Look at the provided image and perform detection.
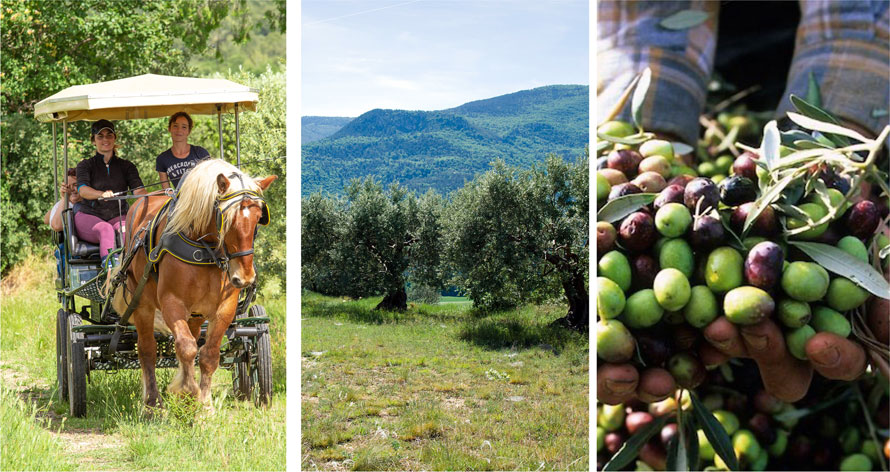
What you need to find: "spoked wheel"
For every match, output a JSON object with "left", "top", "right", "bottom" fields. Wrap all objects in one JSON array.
[
  {"left": 66, "top": 313, "right": 87, "bottom": 417},
  {"left": 232, "top": 305, "right": 272, "bottom": 406},
  {"left": 252, "top": 304, "right": 272, "bottom": 407},
  {"left": 56, "top": 309, "right": 69, "bottom": 402}
]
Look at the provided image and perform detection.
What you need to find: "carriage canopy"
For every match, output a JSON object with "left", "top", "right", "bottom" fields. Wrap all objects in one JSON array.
[{"left": 34, "top": 74, "right": 259, "bottom": 123}]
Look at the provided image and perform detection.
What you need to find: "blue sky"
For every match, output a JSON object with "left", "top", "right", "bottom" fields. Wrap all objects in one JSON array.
[{"left": 302, "top": 0, "right": 589, "bottom": 117}]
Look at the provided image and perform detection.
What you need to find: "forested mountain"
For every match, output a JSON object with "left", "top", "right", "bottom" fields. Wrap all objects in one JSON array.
[
  {"left": 301, "top": 85, "right": 588, "bottom": 196},
  {"left": 302, "top": 116, "right": 354, "bottom": 143}
]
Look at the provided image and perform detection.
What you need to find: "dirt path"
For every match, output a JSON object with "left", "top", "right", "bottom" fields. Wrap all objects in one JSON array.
[{"left": 1, "top": 360, "right": 128, "bottom": 471}]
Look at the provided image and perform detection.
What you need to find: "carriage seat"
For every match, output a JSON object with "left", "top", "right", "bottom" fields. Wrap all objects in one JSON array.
[{"left": 64, "top": 209, "right": 100, "bottom": 260}]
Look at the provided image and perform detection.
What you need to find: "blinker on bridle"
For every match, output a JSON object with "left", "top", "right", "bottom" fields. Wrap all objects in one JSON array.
[{"left": 212, "top": 173, "right": 271, "bottom": 263}]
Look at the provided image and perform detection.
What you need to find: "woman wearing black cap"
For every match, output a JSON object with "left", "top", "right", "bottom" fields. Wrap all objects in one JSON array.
[
  {"left": 156, "top": 112, "right": 210, "bottom": 189},
  {"left": 75, "top": 119, "right": 146, "bottom": 263}
]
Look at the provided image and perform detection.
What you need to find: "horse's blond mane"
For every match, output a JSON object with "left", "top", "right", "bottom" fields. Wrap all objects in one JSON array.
[{"left": 164, "top": 159, "right": 261, "bottom": 248}]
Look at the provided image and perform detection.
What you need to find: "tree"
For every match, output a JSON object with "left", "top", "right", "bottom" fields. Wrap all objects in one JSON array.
[
  {"left": 0, "top": 0, "right": 266, "bottom": 273},
  {"left": 445, "top": 154, "right": 589, "bottom": 329},
  {"left": 301, "top": 181, "right": 445, "bottom": 311}
]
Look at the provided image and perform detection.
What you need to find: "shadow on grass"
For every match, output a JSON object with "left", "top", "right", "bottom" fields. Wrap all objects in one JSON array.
[
  {"left": 458, "top": 310, "right": 583, "bottom": 354},
  {"left": 301, "top": 294, "right": 467, "bottom": 325}
]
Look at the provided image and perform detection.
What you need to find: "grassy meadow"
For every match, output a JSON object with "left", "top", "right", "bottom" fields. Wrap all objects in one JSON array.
[
  {"left": 0, "top": 255, "right": 286, "bottom": 471},
  {"left": 301, "top": 291, "right": 589, "bottom": 471}
]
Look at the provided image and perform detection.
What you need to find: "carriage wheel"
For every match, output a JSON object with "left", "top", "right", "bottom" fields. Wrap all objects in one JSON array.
[
  {"left": 251, "top": 305, "right": 273, "bottom": 407},
  {"left": 232, "top": 311, "right": 252, "bottom": 400},
  {"left": 56, "top": 309, "right": 69, "bottom": 401},
  {"left": 66, "top": 313, "right": 87, "bottom": 417}
]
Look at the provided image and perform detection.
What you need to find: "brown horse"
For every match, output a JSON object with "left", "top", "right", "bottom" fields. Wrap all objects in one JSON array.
[{"left": 112, "top": 159, "right": 275, "bottom": 410}]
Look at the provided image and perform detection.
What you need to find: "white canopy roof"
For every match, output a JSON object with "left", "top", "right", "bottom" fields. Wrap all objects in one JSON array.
[{"left": 34, "top": 74, "right": 259, "bottom": 123}]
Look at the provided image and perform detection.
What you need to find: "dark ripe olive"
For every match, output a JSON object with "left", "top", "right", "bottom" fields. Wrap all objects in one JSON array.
[
  {"left": 788, "top": 435, "right": 813, "bottom": 463},
  {"left": 604, "top": 431, "right": 625, "bottom": 455},
  {"left": 639, "top": 441, "right": 667, "bottom": 471},
  {"left": 607, "top": 149, "right": 643, "bottom": 178},
  {"left": 813, "top": 223, "right": 842, "bottom": 245},
  {"left": 689, "top": 214, "right": 725, "bottom": 251},
  {"left": 819, "top": 167, "right": 851, "bottom": 194},
  {"left": 619, "top": 211, "right": 657, "bottom": 253},
  {"left": 632, "top": 254, "right": 659, "bottom": 290},
  {"left": 731, "top": 202, "right": 779, "bottom": 236},
  {"left": 608, "top": 182, "right": 642, "bottom": 201},
  {"left": 597, "top": 221, "right": 618, "bottom": 255},
  {"left": 653, "top": 185, "right": 686, "bottom": 212},
  {"left": 667, "top": 174, "right": 695, "bottom": 189},
  {"left": 669, "top": 324, "right": 700, "bottom": 351},
  {"left": 732, "top": 151, "right": 759, "bottom": 181},
  {"left": 845, "top": 200, "right": 880, "bottom": 239},
  {"left": 667, "top": 352, "right": 705, "bottom": 389},
  {"left": 812, "top": 439, "right": 840, "bottom": 469},
  {"left": 660, "top": 423, "right": 679, "bottom": 446},
  {"left": 753, "top": 389, "right": 783, "bottom": 415},
  {"left": 719, "top": 175, "right": 757, "bottom": 206},
  {"left": 596, "top": 156, "right": 608, "bottom": 170},
  {"left": 744, "top": 241, "right": 784, "bottom": 290},
  {"left": 636, "top": 331, "right": 671, "bottom": 366},
  {"left": 748, "top": 413, "right": 776, "bottom": 446},
  {"left": 625, "top": 411, "right": 655, "bottom": 435},
  {"left": 724, "top": 394, "right": 748, "bottom": 416},
  {"left": 684, "top": 178, "right": 719, "bottom": 213}
]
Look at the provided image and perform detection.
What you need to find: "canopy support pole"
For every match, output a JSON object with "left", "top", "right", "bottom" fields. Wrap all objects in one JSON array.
[
  {"left": 235, "top": 103, "right": 241, "bottom": 168},
  {"left": 217, "top": 105, "right": 224, "bottom": 160},
  {"left": 52, "top": 123, "right": 58, "bottom": 202},
  {"left": 62, "top": 121, "right": 70, "bottom": 290}
]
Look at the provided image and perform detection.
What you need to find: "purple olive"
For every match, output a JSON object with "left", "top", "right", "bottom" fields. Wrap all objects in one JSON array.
[
  {"left": 733, "top": 151, "right": 759, "bottom": 181},
  {"left": 626, "top": 411, "right": 655, "bottom": 435},
  {"left": 719, "top": 175, "right": 757, "bottom": 206},
  {"left": 608, "top": 182, "right": 642, "bottom": 201},
  {"left": 653, "top": 185, "right": 686, "bottom": 212},
  {"left": 619, "top": 211, "right": 657, "bottom": 253},
  {"left": 744, "top": 241, "right": 784, "bottom": 291},
  {"left": 632, "top": 254, "right": 660, "bottom": 291},
  {"left": 689, "top": 214, "right": 725, "bottom": 251},
  {"left": 669, "top": 324, "right": 700, "bottom": 351},
  {"left": 636, "top": 331, "right": 672, "bottom": 367},
  {"left": 660, "top": 423, "right": 679, "bottom": 446},
  {"left": 845, "top": 200, "right": 880, "bottom": 239},
  {"left": 684, "top": 178, "right": 719, "bottom": 213},
  {"left": 604, "top": 431, "right": 626, "bottom": 455},
  {"left": 731, "top": 202, "right": 779, "bottom": 236},
  {"left": 748, "top": 413, "right": 776, "bottom": 446},
  {"left": 667, "top": 174, "right": 695, "bottom": 189},
  {"left": 607, "top": 149, "right": 643, "bottom": 178}
]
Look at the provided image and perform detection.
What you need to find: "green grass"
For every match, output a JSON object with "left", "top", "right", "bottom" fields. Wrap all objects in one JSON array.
[
  {"left": 301, "top": 291, "right": 589, "bottom": 471},
  {"left": 0, "top": 388, "right": 74, "bottom": 471},
  {"left": 0, "top": 255, "right": 286, "bottom": 471}
]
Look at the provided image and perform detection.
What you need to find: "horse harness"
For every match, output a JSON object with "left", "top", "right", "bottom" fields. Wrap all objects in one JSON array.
[{"left": 108, "top": 180, "right": 270, "bottom": 355}]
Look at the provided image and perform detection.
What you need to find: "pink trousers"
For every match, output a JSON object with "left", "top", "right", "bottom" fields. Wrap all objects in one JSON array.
[{"left": 74, "top": 213, "right": 124, "bottom": 258}]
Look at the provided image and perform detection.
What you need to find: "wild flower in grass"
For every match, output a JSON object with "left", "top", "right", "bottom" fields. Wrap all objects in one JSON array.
[{"left": 484, "top": 368, "right": 509, "bottom": 381}]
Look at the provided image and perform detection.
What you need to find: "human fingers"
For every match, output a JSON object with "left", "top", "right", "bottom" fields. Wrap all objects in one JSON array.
[
  {"left": 805, "top": 332, "right": 867, "bottom": 381},
  {"left": 703, "top": 317, "right": 748, "bottom": 358},
  {"left": 637, "top": 368, "right": 675, "bottom": 403},
  {"left": 739, "top": 319, "right": 812, "bottom": 402},
  {"left": 699, "top": 343, "right": 731, "bottom": 368},
  {"left": 597, "top": 363, "right": 639, "bottom": 405}
]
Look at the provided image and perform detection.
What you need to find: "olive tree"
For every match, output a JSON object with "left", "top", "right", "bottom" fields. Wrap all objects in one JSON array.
[
  {"left": 301, "top": 180, "right": 445, "bottom": 310},
  {"left": 445, "top": 154, "right": 589, "bottom": 329}
]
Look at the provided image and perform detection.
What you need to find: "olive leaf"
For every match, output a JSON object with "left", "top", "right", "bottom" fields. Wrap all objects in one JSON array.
[
  {"left": 659, "top": 9, "right": 709, "bottom": 30},
  {"left": 666, "top": 436, "right": 682, "bottom": 472},
  {"left": 596, "top": 140, "right": 611, "bottom": 153},
  {"left": 603, "top": 414, "right": 670, "bottom": 471},
  {"left": 786, "top": 112, "right": 871, "bottom": 144},
  {"left": 597, "top": 193, "right": 657, "bottom": 223},
  {"left": 683, "top": 414, "right": 700, "bottom": 471},
  {"left": 759, "top": 120, "right": 780, "bottom": 171},
  {"left": 718, "top": 210, "right": 746, "bottom": 252},
  {"left": 790, "top": 94, "right": 839, "bottom": 124},
  {"left": 806, "top": 71, "right": 822, "bottom": 108},
  {"left": 781, "top": 129, "right": 815, "bottom": 146},
  {"left": 873, "top": 109, "right": 889, "bottom": 118},
  {"left": 632, "top": 68, "right": 652, "bottom": 132},
  {"left": 789, "top": 242, "right": 890, "bottom": 299},
  {"left": 744, "top": 170, "right": 799, "bottom": 236},
  {"left": 672, "top": 141, "right": 694, "bottom": 156},
  {"left": 690, "top": 391, "right": 739, "bottom": 471},
  {"left": 597, "top": 131, "right": 656, "bottom": 145},
  {"left": 879, "top": 244, "right": 890, "bottom": 260},
  {"left": 717, "top": 125, "right": 739, "bottom": 153}
]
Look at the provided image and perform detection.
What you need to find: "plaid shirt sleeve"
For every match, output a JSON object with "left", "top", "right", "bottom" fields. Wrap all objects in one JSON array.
[
  {"left": 597, "top": 1, "right": 720, "bottom": 146},
  {"left": 776, "top": 1, "right": 890, "bottom": 138}
]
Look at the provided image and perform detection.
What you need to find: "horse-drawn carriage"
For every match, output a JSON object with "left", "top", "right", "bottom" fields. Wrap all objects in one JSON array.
[{"left": 35, "top": 75, "right": 275, "bottom": 417}]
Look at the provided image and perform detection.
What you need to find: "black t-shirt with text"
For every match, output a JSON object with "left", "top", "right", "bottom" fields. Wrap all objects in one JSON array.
[{"left": 155, "top": 145, "right": 210, "bottom": 188}]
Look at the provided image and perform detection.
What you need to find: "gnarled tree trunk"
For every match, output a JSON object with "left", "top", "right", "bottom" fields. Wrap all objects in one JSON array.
[
  {"left": 563, "top": 272, "right": 588, "bottom": 331},
  {"left": 375, "top": 288, "right": 407, "bottom": 311}
]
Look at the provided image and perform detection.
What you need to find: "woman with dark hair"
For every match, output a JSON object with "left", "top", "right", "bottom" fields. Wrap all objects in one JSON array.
[
  {"left": 156, "top": 111, "right": 210, "bottom": 189},
  {"left": 76, "top": 120, "right": 146, "bottom": 262}
]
